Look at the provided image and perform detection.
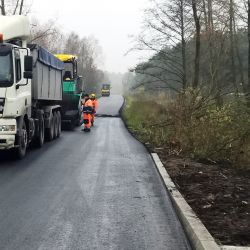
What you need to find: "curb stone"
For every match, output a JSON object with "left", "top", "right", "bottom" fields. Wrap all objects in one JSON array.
[
  {"left": 221, "top": 247, "right": 250, "bottom": 250},
  {"left": 151, "top": 153, "right": 250, "bottom": 250}
]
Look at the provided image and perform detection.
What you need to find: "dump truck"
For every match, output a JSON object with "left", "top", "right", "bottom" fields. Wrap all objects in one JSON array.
[
  {"left": 101, "top": 84, "right": 111, "bottom": 97},
  {"left": 0, "top": 16, "right": 64, "bottom": 158},
  {"left": 54, "top": 54, "right": 84, "bottom": 129}
]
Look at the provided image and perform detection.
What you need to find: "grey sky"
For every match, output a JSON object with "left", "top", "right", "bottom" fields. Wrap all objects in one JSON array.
[{"left": 31, "top": 0, "right": 150, "bottom": 73}]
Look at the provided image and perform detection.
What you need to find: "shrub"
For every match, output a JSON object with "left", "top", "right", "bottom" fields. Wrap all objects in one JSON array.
[{"left": 123, "top": 91, "right": 250, "bottom": 169}]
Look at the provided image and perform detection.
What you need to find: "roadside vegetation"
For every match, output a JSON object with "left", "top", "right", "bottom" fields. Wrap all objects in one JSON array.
[
  {"left": 124, "top": 91, "right": 250, "bottom": 169},
  {"left": 123, "top": 92, "right": 250, "bottom": 246},
  {"left": 122, "top": 0, "right": 250, "bottom": 170},
  {"left": 123, "top": 0, "right": 250, "bottom": 246}
]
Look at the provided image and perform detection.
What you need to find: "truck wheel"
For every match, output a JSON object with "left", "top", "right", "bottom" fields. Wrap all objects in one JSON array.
[
  {"left": 57, "top": 111, "right": 61, "bottom": 137},
  {"left": 69, "top": 120, "right": 75, "bottom": 130},
  {"left": 46, "top": 113, "right": 55, "bottom": 141},
  {"left": 15, "top": 121, "right": 28, "bottom": 159},
  {"left": 54, "top": 112, "right": 58, "bottom": 139},
  {"left": 76, "top": 111, "right": 82, "bottom": 127},
  {"left": 76, "top": 118, "right": 81, "bottom": 127},
  {"left": 34, "top": 115, "right": 45, "bottom": 148}
]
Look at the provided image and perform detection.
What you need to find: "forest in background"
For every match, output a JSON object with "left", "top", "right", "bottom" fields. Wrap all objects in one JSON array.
[{"left": 124, "top": 0, "right": 250, "bottom": 100}]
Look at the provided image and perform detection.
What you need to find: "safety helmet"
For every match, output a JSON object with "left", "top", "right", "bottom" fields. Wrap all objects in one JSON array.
[{"left": 90, "top": 93, "right": 96, "bottom": 98}]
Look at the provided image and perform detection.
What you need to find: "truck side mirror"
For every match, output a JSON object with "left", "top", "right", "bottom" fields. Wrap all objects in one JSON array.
[
  {"left": 78, "top": 76, "right": 83, "bottom": 83},
  {"left": 24, "top": 55, "right": 33, "bottom": 72},
  {"left": 23, "top": 71, "right": 33, "bottom": 79},
  {"left": 76, "top": 76, "right": 84, "bottom": 94}
]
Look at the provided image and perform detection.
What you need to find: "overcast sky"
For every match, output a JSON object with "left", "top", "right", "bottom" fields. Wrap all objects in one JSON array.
[{"left": 30, "top": 0, "right": 150, "bottom": 73}]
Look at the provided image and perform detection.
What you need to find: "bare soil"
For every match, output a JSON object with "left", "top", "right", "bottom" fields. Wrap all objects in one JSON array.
[{"left": 155, "top": 149, "right": 250, "bottom": 246}]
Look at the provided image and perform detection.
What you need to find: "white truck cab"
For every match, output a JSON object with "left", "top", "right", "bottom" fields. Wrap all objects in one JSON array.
[
  {"left": 0, "top": 16, "right": 63, "bottom": 159},
  {"left": 0, "top": 17, "right": 31, "bottom": 152}
]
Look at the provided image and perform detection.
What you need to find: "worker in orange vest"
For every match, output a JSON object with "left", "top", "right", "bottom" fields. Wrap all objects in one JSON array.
[
  {"left": 90, "top": 93, "right": 99, "bottom": 126},
  {"left": 82, "top": 94, "right": 93, "bottom": 132}
]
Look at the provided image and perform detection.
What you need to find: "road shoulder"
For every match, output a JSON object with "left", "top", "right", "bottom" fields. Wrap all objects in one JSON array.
[{"left": 151, "top": 153, "right": 250, "bottom": 250}]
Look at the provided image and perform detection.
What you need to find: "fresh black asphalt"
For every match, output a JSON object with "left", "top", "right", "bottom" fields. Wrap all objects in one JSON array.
[{"left": 0, "top": 95, "right": 191, "bottom": 250}]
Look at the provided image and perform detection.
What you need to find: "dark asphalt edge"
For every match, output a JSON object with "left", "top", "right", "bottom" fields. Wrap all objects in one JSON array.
[{"left": 120, "top": 97, "right": 193, "bottom": 249}]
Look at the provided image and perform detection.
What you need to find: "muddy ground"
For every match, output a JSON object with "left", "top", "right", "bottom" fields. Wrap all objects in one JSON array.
[{"left": 155, "top": 150, "right": 250, "bottom": 246}]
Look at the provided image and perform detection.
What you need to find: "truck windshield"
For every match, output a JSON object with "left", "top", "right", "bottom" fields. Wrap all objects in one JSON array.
[
  {"left": 103, "top": 85, "right": 110, "bottom": 90},
  {"left": 63, "top": 62, "right": 74, "bottom": 80},
  {"left": 0, "top": 53, "right": 13, "bottom": 88}
]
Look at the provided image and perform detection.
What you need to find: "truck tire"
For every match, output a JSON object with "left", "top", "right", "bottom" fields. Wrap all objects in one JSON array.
[
  {"left": 34, "top": 115, "right": 45, "bottom": 148},
  {"left": 57, "top": 111, "right": 61, "bottom": 137},
  {"left": 76, "top": 111, "right": 82, "bottom": 127},
  {"left": 46, "top": 113, "right": 55, "bottom": 141},
  {"left": 69, "top": 120, "right": 74, "bottom": 130},
  {"left": 54, "top": 112, "right": 58, "bottom": 139},
  {"left": 76, "top": 118, "right": 81, "bottom": 127},
  {"left": 15, "top": 121, "right": 28, "bottom": 159}
]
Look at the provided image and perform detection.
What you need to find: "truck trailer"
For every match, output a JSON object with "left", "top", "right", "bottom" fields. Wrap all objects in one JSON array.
[
  {"left": 54, "top": 54, "right": 84, "bottom": 129},
  {"left": 0, "top": 16, "right": 64, "bottom": 158}
]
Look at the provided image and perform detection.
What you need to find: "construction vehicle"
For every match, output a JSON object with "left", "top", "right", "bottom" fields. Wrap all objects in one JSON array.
[
  {"left": 0, "top": 16, "right": 64, "bottom": 158},
  {"left": 54, "top": 54, "right": 84, "bottom": 129},
  {"left": 101, "top": 84, "right": 111, "bottom": 97}
]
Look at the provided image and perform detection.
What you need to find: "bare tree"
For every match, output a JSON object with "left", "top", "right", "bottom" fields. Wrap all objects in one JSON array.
[
  {"left": 0, "top": 0, "right": 27, "bottom": 15},
  {"left": 134, "top": 0, "right": 192, "bottom": 91},
  {"left": 192, "top": 0, "right": 201, "bottom": 88},
  {"left": 63, "top": 32, "right": 105, "bottom": 93},
  {"left": 29, "top": 18, "right": 64, "bottom": 53}
]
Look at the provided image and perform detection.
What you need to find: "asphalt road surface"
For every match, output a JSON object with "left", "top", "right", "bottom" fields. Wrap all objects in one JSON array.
[
  {"left": 0, "top": 95, "right": 191, "bottom": 250},
  {"left": 96, "top": 95, "right": 124, "bottom": 117}
]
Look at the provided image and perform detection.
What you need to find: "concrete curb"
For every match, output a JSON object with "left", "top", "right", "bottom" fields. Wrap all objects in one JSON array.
[
  {"left": 151, "top": 153, "right": 225, "bottom": 250},
  {"left": 221, "top": 247, "right": 250, "bottom": 250}
]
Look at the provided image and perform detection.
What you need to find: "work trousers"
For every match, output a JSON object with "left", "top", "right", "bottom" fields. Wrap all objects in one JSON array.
[{"left": 83, "top": 113, "right": 92, "bottom": 129}]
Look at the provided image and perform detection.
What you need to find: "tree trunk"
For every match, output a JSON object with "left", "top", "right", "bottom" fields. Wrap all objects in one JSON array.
[
  {"left": 1, "top": 0, "right": 6, "bottom": 15},
  {"left": 233, "top": 13, "right": 245, "bottom": 89},
  {"left": 230, "top": 0, "right": 237, "bottom": 93},
  {"left": 202, "top": 0, "right": 208, "bottom": 31},
  {"left": 180, "top": 0, "right": 187, "bottom": 90},
  {"left": 207, "top": 0, "right": 214, "bottom": 31},
  {"left": 19, "top": 0, "right": 24, "bottom": 15},
  {"left": 13, "top": 0, "right": 20, "bottom": 15},
  {"left": 192, "top": 0, "right": 201, "bottom": 88},
  {"left": 248, "top": 0, "right": 250, "bottom": 101},
  {"left": 207, "top": 0, "right": 216, "bottom": 90}
]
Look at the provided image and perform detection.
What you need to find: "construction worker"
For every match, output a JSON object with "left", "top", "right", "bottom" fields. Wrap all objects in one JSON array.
[
  {"left": 90, "top": 93, "right": 99, "bottom": 126},
  {"left": 82, "top": 94, "right": 93, "bottom": 132}
]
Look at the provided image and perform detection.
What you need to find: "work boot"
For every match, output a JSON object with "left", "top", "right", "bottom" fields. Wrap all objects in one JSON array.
[{"left": 83, "top": 128, "right": 91, "bottom": 132}]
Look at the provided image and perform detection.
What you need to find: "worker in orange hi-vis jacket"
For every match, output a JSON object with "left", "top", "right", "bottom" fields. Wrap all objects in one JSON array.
[
  {"left": 82, "top": 94, "right": 93, "bottom": 132},
  {"left": 90, "top": 93, "right": 99, "bottom": 126}
]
